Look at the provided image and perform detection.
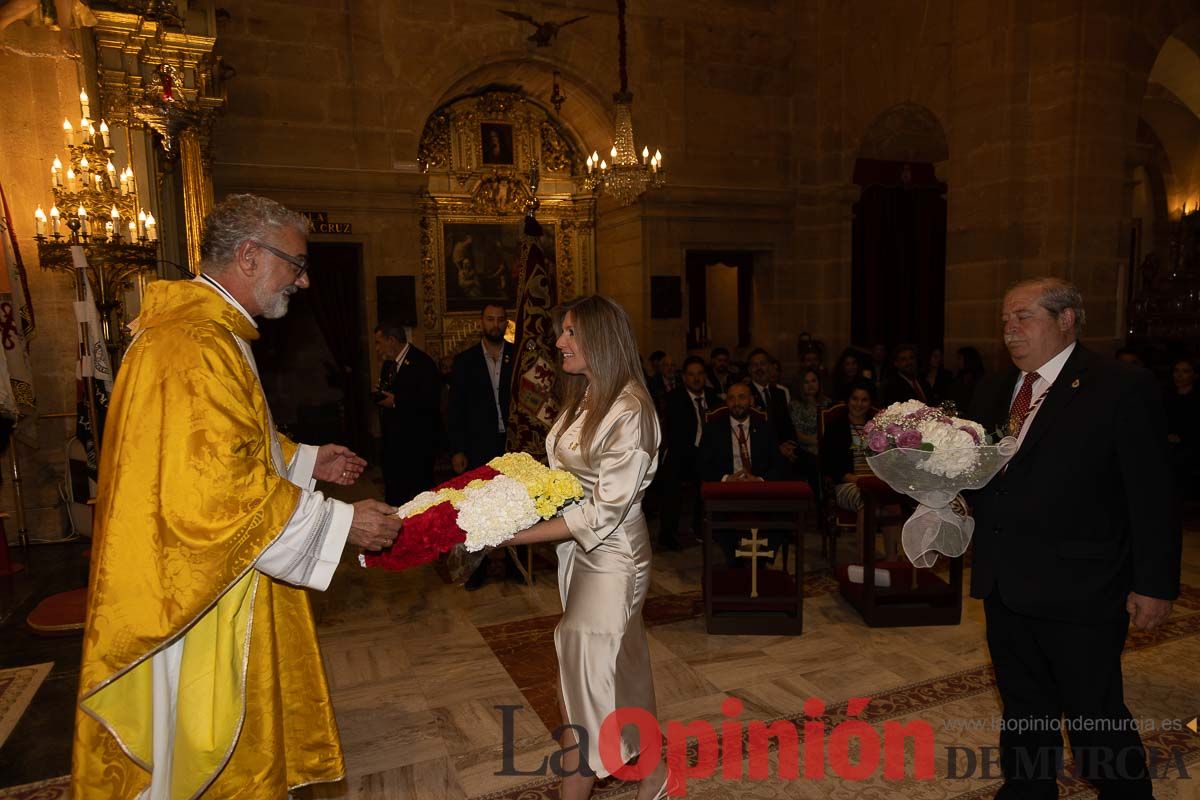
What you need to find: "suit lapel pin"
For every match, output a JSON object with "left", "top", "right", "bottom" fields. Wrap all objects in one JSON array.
[
  {"left": 1071, "top": 378, "right": 1080, "bottom": 388},
  {"left": 404, "top": 360, "right": 411, "bottom": 366}
]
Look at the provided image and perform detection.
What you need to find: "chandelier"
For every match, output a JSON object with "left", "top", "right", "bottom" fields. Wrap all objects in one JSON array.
[
  {"left": 579, "top": 0, "right": 665, "bottom": 206},
  {"left": 32, "top": 88, "right": 160, "bottom": 357}
]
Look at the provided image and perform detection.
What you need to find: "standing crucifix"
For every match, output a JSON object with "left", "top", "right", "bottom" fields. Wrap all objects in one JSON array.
[{"left": 735, "top": 528, "right": 775, "bottom": 598}]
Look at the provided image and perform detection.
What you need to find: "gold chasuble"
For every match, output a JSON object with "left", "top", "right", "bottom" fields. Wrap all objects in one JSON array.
[{"left": 71, "top": 280, "right": 345, "bottom": 798}]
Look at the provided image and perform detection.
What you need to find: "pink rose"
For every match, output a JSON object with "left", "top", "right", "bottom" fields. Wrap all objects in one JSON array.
[
  {"left": 867, "top": 431, "right": 890, "bottom": 453},
  {"left": 897, "top": 429, "right": 923, "bottom": 448},
  {"left": 886, "top": 424, "right": 903, "bottom": 437},
  {"left": 959, "top": 425, "right": 981, "bottom": 444}
]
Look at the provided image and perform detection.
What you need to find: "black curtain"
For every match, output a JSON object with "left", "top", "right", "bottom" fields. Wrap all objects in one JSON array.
[
  {"left": 306, "top": 243, "right": 370, "bottom": 454},
  {"left": 850, "top": 159, "right": 947, "bottom": 356}
]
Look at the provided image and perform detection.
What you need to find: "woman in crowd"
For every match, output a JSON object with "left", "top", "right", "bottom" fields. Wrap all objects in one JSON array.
[
  {"left": 832, "top": 348, "right": 867, "bottom": 402},
  {"left": 506, "top": 295, "right": 673, "bottom": 800},
  {"left": 788, "top": 367, "right": 832, "bottom": 457},
  {"left": 923, "top": 347, "right": 953, "bottom": 406},
  {"left": 820, "top": 379, "right": 898, "bottom": 559}
]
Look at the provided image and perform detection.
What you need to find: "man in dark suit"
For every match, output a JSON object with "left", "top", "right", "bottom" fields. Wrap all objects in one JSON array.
[
  {"left": 707, "top": 347, "right": 741, "bottom": 398},
  {"left": 968, "top": 277, "right": 1180, "bottom": 800},
  {"left": 746, "top": 348, "right": 799, "bottom": 467},
  {"left": 881, "top": 343, "right": 932, "bottom": 406},
  {"left": 374, "top": 321, "right": 442, "bottom": 507},
  {"left": 659, "top": 356, "right": 722, "bottom": 549},
  {"left": 699, "top": 382, "right": 787, "bottom": 483},
  {"left": 448, "top": 304, "right": 513, "bottom": 474},
  {"left": 447, "top": 304, "right": 515, "bottom": 590}
]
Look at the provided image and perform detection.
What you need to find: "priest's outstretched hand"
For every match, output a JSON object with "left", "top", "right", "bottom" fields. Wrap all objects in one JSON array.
[
  {"left": 314, "top": 444, "right": 368, "bottom": 485},
  {"left": 349, "top": 500, "right": 402, "bottom": 550}
]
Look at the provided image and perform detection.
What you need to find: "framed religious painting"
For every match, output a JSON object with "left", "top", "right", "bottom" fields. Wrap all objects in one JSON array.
[
  {"left": 442, "top": 221, "right": 557, "bottom": 313},
  {"left": 480, "top": 122, "right": 515, "bottom": 165}
]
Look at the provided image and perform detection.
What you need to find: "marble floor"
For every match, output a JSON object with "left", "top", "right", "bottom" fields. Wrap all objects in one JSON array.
[
  {"left": 297, "top": 521, "right": 1200, "bottom": 800},
  {"left": 1, "top": 502, "right": 1198, "bottom": 800}
]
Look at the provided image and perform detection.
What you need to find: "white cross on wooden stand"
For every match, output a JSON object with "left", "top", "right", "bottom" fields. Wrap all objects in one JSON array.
[{"left": 735, "top": 528, "right": 775, "bottom": 598}]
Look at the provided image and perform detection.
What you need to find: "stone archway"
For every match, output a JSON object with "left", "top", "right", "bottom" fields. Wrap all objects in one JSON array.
[{"left": 857, "top": 102, "right": 949, "bottom": 165}]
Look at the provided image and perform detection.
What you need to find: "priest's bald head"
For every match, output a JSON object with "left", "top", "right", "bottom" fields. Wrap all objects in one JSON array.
[{"left": 199, "top": 193, "right": 310, "bottom": 319}]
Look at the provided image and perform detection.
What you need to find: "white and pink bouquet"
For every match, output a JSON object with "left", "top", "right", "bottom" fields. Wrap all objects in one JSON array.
[
  {"left": 864, "top": 400, "right": 1018, "bottom": 567},
  {"left": 360, "top": 452, "right": 583, "bottom": 575}
]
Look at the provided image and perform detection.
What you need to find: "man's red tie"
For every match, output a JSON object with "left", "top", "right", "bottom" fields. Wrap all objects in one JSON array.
[
  {"left": 1008, "top": 372, "right": 1041, "bottom": 436},
  {"left": 735, "top": 423, "right": 752, "bottom": 472}
]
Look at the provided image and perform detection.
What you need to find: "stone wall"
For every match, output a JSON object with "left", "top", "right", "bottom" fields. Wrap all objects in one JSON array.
[{"left": 0, "top": 23, "right": 91, "bottom": 538}]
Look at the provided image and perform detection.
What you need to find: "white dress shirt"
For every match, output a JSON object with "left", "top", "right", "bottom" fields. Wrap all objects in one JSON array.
[
  {"left": 728, "top": 417, "right": 751, "bottom": 478},
  {"left": 1009, "top": 341, "right": 1076, "bottom": 450}
]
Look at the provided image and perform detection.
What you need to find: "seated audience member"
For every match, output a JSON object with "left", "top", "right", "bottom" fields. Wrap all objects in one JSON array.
[
  {"left": 868, "top": 343, "right": 889, "bottom": 390},
  {"left": 766, "top": 357, "right": 792, "bottom": 403},
  {"left": 647, "top": 350, "right": 676, "bottom": 403},
  {"left": 746, "top": 348, "right": 799, "bottom": 455},
  {"left": 881, "top": 343, "right": 933, "bottom": 406},
  {"left": 947, "top": 345, "right": 985, "bottom": 415},
  {"left": 1165, "top": 356, "right": 1199, "bottom": 501},
  {"left": 788, "top": 368, "right": 832, "bottom": 458},
  {"left": 1116, "top": 346, "right": 1145, "bottom": 368},
  {"left": 699, "top": 382, "right": 788, "bottom": 483},
  {"left": 820, "top": 379, "right": 898, "bottom": 560},
  {"left": 708, "top": 346, "right": 740, "bottom": 397},
  {"left": 923, "top": 347, "right": 953, "bottom": 406},
  {"left": 800, "top": 345, "right": 827, "bottom": 388},
  {"left": 660, "top": 356, "right": 721, "bottom": 549},
  {"left": 832, "top": 348, "right": 867, "bottom": 402}
]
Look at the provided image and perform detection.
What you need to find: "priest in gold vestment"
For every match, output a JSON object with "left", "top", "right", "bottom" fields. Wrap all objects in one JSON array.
[{"left": 71, "top": 195, "right": 402, "bottom": 799}]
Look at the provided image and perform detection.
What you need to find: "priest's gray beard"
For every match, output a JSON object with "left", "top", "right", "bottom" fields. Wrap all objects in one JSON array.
[{"left": 254, "top": 280, "right": 297, "bottom": 319}]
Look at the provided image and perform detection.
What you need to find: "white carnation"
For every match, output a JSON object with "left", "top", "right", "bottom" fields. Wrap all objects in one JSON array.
[
  {"left": 875, "top": 399, "right": 928, "bottom": 426},
  {"left": 397, "top": 491, "right": 441, "bottom": 518},
  {"left": 456, "top": 475, "right": 541, "bottom": 552},
  {"left": 951, "top": 417, "right": 986, "bottom": 443},
  {"left": 915, "top": 420, "right": 979, "bottom": 478}
]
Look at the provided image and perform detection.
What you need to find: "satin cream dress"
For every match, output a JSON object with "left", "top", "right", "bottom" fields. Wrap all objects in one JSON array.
[{"left": 547, "top": 385, "right": 662, "bottom": 778}]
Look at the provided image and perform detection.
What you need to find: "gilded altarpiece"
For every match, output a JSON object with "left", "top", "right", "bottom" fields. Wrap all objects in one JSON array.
[{"left": 418, "top": 91, "right": 595, "bottom": 358}]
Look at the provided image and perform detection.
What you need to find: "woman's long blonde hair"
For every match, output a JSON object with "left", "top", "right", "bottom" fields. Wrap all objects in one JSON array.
[{"left": 555, "top": 295, "right": 653, "bottom": 462}]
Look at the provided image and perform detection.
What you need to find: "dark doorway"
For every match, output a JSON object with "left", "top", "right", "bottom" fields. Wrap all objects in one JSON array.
[
  {"left": 850, "top": 159, "right": 947, "bottom": 356},
  {"left": 684, "top": 250, "right": 754, "bottom": 350},
  {"left": 253, "top": 242, "right": 370, "bottom": 453}
]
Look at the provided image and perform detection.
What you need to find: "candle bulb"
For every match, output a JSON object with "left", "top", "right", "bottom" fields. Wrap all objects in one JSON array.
[
  {"left": 137, "top": 209, "right": 147, "bottom": 239},
  {"left": 641, "top": 145, "right": 649, "bottom": 164},
  {"left": 34, "top": 206, "right": 46, "bottom": 236},
  {"left": 145, "top": 212, "right": 157, "bottom": 242},
  {"left": 63, "top": 119, "right": 74, "bottom": 147},
  {"left": 99, "top": 120, "right": 110, "bottom": 149},
  {"left": 127, "top": 220, "right": 136, "bottom": 239},
  {"left": 106, "top": 160, "right": 116, "bottom": 189},
  {"left": 110, "top": 205, "right": 120, "bottom": 227},
  {"left": 51, "top": 156, "right": 63, "bottom": 187},
  {"left": 654, "top": 149, "right": 662, "bottom": 165},
  {"left": 599, "top": 159, "right": 607, "bottom": 171},
  {"left": 50, "top": 205, "right": 60, "bottom": 234},
  {"left": 79, "top": 155, "right": 89, "bottom": 177},
  {"left": 77, "top": 205, "right": 88, "bottom": 236},
  {"left": 87, "top": 122, "right": 97, "bottom": 147},
  {"left": 105, "top": 220, "right": 114, "bottom": 239},
  {"left": 119, "top": 169, "right": 129, "bottom": 195},
  {"left": 591, "top": 150, "right": 599, "bottom": 164},
  {"left": 610, "top": 145, "right": 617, "bottom": 161},
  {"left": 66, "top": 168, "right": 76, "bottom": 191},
  {"left": 79, "top": 89, "right": 90, "bottom": 119},
  {"left": 94, "top": 173, "right": 103, "bottom": 190},
  {"left": 126, "top": 168, "right": 136, "bottom": 198},
  {"left": 586, "top": 154, "right": 593, "bottom": 173}
]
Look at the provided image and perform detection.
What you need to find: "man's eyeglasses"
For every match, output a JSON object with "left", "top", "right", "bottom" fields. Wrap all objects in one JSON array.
[{"left": 251, "top": 240, "right": 308, "bottom": 280}]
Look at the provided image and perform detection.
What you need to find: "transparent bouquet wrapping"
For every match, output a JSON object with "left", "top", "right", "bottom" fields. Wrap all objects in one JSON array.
[
  {"left": 866, "top": 437, "right": 1018, "bottom": 568},
  {"left": 446, "top": 543, "right": 491, "bottom": 583}
]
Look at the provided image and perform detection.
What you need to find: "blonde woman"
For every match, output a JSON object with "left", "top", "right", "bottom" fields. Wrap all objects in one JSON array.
[{"left": 507, "top": 295, "right": 673, "bottom": 799}]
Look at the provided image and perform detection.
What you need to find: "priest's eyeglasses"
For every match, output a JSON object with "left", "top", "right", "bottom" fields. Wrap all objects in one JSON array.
[{"left": 252, "top": 240, "right": 308, "bottom": 280}]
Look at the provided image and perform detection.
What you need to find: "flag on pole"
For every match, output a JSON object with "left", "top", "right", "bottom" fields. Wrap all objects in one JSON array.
[
  {"left": 0, "top": 182, "right": 37, "bottom": 430},
  {"left": 505, "top": 216, "right": 559, "bottom": 459},
  {"left": 70, "top": 247, "right": 111, "bottom": 483}
]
